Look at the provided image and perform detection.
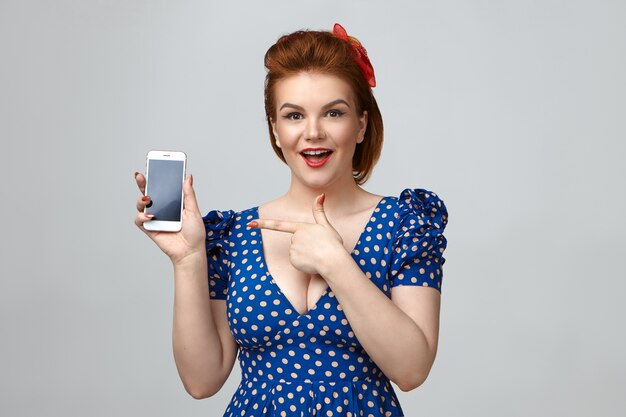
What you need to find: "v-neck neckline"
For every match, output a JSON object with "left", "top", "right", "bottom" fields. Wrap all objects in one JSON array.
[{"left": 253, "top": 197, "right": 385, "bottom": 318}]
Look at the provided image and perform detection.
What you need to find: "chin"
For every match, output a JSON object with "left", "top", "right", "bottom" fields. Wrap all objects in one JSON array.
[
  {"left": 288, "top": 156, "right": 353, "bottom": 190},
  {"left": 300, "top": 176, "right": 333, "bottom": 190},
  {"left": 295, "top": 170, "right": 350, "bottom": 191}
]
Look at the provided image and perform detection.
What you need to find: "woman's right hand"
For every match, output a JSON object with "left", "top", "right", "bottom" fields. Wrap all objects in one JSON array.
[{"left": 134, "top": 172, "right": 206, "bottom": 265}]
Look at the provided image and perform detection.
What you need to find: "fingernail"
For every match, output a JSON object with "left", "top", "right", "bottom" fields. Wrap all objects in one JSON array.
[
  {"left": 190, "top": 174, "right": 193, "bottom": 186},
  {"left": 142, "top": 196, "right": 150, "bottom": 202},
  {"left": 318, "top": 193, "right": 325, "bottom": 205},
  {"left": 247, "top": 221, "right": 258, "bottom": 228},
  {"left": 146, "top": 213, "right": 155, "bottom": 218},
  {"left": 134, "top": 171, "right": 140, "bottom": 179}
]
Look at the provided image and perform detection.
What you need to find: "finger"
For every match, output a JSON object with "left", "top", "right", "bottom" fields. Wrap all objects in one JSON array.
[
  {"left": 247, "top": 219, "right": 300, "bottom": 233},
  {"left": 182, "top": 175, "right": 200, "bottom": 214},
  {"left": 135, "top": 172, "right": 146, "bottom": 195},
  {"left": 312, "top": 193, "right": 330, "bottom": 225},
  {"left": 136, "top": 195, "right": 151, "bottom": 212},
  {"left": 134, "top": 211, "right": 155, "bottom": 229}
]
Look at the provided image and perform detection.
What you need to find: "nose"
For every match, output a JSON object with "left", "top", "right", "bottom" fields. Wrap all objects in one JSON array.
[{"left": 304, "top": 118, "right": 325, "bottom": 141}]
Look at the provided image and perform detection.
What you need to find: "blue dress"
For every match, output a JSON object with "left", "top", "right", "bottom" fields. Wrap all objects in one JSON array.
[{"left": 203, "top": 189, "right": 448, "bottom": 417}]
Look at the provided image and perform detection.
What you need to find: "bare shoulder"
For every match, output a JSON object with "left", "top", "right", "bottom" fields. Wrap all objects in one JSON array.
[
  {"left": 356, "top": 192, "right": 385, "bottom": 213},
  {"left": 341, "top": 191, "right": 385, "bottom": 220}
]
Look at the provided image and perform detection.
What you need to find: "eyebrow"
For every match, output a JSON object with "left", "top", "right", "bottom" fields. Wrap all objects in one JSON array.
[{"left": 279, "top": 99, "right": 351, "bottom": 111}]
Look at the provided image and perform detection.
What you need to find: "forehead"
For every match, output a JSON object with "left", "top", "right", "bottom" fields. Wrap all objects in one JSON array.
[{"left": 274, "top": 72, "right": 356, "bottom": 107}]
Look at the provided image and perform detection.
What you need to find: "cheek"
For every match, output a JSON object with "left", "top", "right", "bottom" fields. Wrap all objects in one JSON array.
[
  {"left": 275, "top": 123, "right": 301, "bottom": 144},
  {"left": 330, "top": 123, "right": 360, "bottom": 145}
]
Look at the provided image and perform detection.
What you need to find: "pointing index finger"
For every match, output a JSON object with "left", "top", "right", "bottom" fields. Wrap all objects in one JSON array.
[{"left": 247, "top": 219, "right": 300, "bottom": 234}]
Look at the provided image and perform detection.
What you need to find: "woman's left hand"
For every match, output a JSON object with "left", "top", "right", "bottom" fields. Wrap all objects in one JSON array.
[{"left": 247, "top": 194, "right": 345, "bottom": 276}]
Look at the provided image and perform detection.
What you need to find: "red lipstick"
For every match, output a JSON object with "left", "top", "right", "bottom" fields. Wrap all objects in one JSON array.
[{"left": 300, "top": 147, "right": 333, "bottom": 168}]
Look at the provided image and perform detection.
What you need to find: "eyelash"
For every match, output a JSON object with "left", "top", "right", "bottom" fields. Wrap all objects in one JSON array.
[
  {"left": 282, "top": 110, "right": 345, "bottom": 120},
  {"left": 283, "top": 112, "right": 303, "bottom": 121},
  {"left": 327, "top": 109, "right": 345, "bottom": 118}
]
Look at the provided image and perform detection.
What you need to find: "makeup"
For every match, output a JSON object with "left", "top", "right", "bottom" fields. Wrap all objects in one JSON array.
[{"left": 300, "top": 148, "right": 333, "bottom": 168}]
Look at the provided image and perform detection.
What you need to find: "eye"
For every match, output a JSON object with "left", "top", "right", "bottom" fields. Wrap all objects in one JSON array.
[
  {"left": 283, "top": 112, "right": 303, "bottom": 121},
  {"left": 326, "top": 109, "right": 345, "bottom": 118}
]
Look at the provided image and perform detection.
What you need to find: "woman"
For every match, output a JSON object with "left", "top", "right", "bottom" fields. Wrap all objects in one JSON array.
[{"left": 134, "top": 23, "right": 448, "bottom": 417}]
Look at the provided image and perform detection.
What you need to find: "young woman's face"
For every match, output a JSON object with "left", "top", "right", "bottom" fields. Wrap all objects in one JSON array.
[{"left": 271, "top": 72, "right": 368, "bottom": 190}]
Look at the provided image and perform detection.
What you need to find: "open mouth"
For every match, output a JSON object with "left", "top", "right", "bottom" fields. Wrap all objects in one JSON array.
[{"left": 300, "top": 149, "right": 334, "bottom": 167}]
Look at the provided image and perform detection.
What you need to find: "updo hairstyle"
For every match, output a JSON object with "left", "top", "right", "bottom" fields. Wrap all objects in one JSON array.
[{"left": 263, "top": 29, "right": 384, "bottom": 184}]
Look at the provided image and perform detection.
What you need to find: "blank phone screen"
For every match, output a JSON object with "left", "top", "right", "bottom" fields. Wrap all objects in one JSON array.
[{"left": 145, "top": 159, "right": 184, "bottom": 221}]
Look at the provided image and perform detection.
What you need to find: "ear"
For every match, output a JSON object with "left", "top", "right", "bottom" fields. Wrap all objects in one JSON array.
[
  {"left": 270, "top": 117, "right": 282, "bottom": 148},
  {"left": 356, "top": 110, "right": 368, "bottom": 144}
]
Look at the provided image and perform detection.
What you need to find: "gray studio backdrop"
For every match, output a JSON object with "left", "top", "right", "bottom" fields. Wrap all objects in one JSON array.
[{"left": 1, "top": 1, "right": 624, "bottom": 416}]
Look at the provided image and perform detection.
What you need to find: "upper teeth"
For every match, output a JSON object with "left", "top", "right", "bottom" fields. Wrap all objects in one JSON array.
[{"left": 302, "top": 150, "right": 330, "bottom": 155}]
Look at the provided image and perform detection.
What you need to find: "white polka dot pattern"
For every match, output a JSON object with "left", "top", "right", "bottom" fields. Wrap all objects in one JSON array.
[{"left": 202, "top": 189, "right": 448, "bottom": 416}]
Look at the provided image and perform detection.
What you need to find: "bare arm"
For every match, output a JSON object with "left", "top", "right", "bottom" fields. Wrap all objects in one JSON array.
[
  {"left": 134, "top": 173, "right": 237, "bottom": 398},
  {"left": 321, "top": 251, "right": 440, "bottom": 392},
  {"left": 171, "top": 253, "right": 238, "bottom": 399}
]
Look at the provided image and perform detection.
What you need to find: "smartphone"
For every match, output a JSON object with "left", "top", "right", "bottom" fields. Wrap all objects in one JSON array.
[{"left": 143, "top": 150, "right": 186, "bottom": 232}]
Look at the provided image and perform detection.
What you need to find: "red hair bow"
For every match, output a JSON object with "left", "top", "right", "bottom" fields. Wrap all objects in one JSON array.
[{"left": 332, "top": 23, "right": 376, "bottom": 88}]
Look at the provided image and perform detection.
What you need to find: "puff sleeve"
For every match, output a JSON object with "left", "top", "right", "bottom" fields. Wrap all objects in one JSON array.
[
  {"left": 389, "top": 189, "right": 448, "bottom": 292},
  {"left": 203, "top": 209, "right": 236, "bottom": 300}
]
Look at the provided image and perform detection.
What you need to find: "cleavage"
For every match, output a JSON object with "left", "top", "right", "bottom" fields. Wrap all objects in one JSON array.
[{"left": 261, "top": 229, "right": 328, "bottom": 315}]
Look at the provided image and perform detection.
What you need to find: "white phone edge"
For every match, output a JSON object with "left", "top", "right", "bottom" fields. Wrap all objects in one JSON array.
[{"left": 143, "top": 150, "right": 187, "bottom": 232}]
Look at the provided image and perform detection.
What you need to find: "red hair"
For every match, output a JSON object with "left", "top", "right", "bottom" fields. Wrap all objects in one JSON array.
[{"left": 264, "top": 29, "right": 384, "bottom": 184}]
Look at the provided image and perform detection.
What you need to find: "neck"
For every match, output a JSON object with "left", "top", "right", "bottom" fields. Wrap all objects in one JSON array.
[{"left": 283, "top": 171, "right": 364, "bottom": 215}]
